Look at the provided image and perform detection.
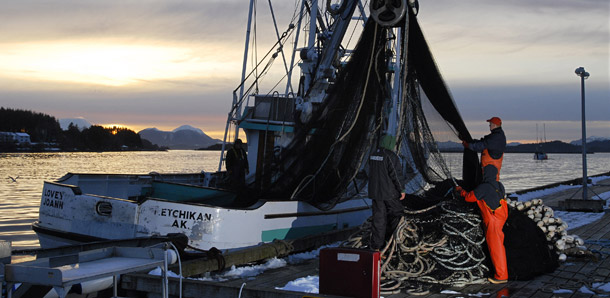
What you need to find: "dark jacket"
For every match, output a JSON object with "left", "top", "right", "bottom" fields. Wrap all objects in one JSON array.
[
  {"left": 368, "top": 148, "right": 407, "bottom": 201},
  {"left": 469, "top": 127, "right": 506, "bottom": 159},
  {"left": 226, "top": 145, "right": 248, "bottom": 175},
  {"left": 465, "top": 165, "right": 505, "bottom": 210}
]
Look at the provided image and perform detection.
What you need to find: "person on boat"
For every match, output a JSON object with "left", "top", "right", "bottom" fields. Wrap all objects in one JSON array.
[
  {"left": 455, "top": 165, "right": 508, "bottom": 284},
  {"left": 368, "top": 134, "right": 407, "bottom": 251},
  {"left": 226, "top": 138, "right": 249, "bottom": 190},
  {"left": 462, "top": 116, "right": 506, "bottom": 181}
]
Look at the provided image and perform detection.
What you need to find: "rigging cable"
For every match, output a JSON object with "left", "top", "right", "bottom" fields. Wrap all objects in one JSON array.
[{"left": 289, "top": 22, "right": 380, "bottom": 201}]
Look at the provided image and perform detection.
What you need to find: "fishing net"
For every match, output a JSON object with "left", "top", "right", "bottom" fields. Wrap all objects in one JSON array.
[
  {"left": 254, "top": 9, "right": 478, "bottom": 209},
  {"left": 243, "top": 5, "right": 555, "bottom": 292},
  {"left": 248, "top": 8, "right": 491, "bottom": 290},
  {"left": 342, "top": 185, "right": 491, "bottom": 294},
  {"left": 257, "top": 18, "right": 389, "bottom": 209}
]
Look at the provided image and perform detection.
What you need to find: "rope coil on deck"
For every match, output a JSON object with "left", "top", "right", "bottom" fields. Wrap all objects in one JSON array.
[{"left": 342, "top": 199, "right": 489, "bottom": 293}]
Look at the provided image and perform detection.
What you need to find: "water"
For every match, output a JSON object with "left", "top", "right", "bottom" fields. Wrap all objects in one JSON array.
[
  {"left": 442, "top": 152, "right": 610, "bottom": 193},
  {"left": 1, "top": 151, "right": 609, "bottom": 250},
  {"left": 0, "top": 150, "right": 222, "bottom": 250}
]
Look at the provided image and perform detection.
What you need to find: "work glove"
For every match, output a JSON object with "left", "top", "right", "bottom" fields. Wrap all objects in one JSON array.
[{"left": 454, "top": 186, "right": 466, "bottom": 198}]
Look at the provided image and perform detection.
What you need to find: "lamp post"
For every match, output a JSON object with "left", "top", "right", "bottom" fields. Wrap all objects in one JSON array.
[{"left": 575, "top": 67, "right": 590, "bottom": 200}]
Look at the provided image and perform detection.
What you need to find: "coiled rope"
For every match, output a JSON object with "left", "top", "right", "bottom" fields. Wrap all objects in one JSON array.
[{"left": 342, "top": 199, "right": 489, "bottom": 294}]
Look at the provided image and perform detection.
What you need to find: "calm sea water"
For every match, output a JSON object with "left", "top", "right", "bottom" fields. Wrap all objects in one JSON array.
[{"left": 1, "top": 151, "right": 609, "bottom": 250}]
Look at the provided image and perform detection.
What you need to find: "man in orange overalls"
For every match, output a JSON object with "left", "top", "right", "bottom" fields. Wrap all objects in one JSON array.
[
  {"left": 456, "top": 165, "right": 508, "bottom": 283},
  {"left": 462, "top": 116, "right": 506, "bottom": 181}
]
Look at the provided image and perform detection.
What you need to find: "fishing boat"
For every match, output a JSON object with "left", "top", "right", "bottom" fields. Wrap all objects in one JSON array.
[
  {"left": 33, "top": 0, "right": 479, "bottom": 251},
  {"left": 534, "top": 123, "right": 548, "bottom": 160}
]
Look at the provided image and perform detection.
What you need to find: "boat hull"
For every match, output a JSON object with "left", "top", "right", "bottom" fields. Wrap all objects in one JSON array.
[{"left": 35, "top": 174, "right": 371, "bottom": 250}]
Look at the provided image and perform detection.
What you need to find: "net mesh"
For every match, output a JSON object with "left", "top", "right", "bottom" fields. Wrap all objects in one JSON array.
[
  {"left": 252, "top": 10, "right": 479, "bottom": 208},
  {"left": 242, "top": 6, "right": 555, "bottom": 291}
]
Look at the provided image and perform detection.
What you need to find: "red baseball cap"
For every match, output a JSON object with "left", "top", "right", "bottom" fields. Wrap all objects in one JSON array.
[{"left": 486, "top": 117, "right": 502, "bottom": 126}]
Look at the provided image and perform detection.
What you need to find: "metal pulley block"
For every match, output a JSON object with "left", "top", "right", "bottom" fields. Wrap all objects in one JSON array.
[{"left": 370, "top": 0, "right": 418, "bottom": 27}]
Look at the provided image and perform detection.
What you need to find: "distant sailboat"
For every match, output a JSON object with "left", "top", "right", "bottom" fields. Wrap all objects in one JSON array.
[{"left": 534, "top": 123, "right": 548, "bottom": 160}]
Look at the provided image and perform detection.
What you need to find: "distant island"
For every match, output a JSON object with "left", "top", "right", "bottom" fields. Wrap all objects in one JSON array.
[
  {"left": 439, "top": 139, "right": 610, "bottom": 153},
  {"left": 0, "top": 107, "right": 223, "bottom": 152},
  {"left": 1, "top": 106, "right": 608, "bottom": 153},
  {"left": 0, "top": 107, "right": 164, "bottom": 152}
]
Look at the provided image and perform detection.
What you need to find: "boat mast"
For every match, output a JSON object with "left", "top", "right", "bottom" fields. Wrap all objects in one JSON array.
[
  {"left": 267, "top": 0, "right": 294, "bottom": 96},
  {"left": 219, "top": 0, "right": 256, "bottom": 171},
  {"left": 285, "top": 1, "right": 307, "bottom": 95}
]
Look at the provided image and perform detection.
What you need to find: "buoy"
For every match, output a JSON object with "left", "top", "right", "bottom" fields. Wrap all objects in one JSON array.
[{"left": 555, "top": 240, "right": 565, "bottom": 250}]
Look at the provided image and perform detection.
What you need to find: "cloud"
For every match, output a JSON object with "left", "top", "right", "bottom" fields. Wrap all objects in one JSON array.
[
  {"left": 452, "top": 83, "right": 609, "bottom": 122},
  {"left": 0, "top": 0, "right": 607, "bottom": 142}
]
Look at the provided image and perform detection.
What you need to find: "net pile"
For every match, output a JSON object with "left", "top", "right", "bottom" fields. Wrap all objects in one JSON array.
[{"left": 343, "top": 189, "right": 491, "bottom": 294}]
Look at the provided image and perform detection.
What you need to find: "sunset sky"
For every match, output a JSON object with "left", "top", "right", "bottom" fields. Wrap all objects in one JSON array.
[{"left": 0, "top": 0, "right": 608, "bottom": 142}]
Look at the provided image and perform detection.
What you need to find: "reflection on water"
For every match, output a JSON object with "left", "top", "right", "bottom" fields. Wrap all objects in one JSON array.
[
  {"left": 0, "top": 150, "right": 221, "bottom": 249},
  {"left": 0, "top": 151, "right": 609, "bottom": 250}
]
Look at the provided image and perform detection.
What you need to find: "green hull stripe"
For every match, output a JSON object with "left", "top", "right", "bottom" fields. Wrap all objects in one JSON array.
[
  {"left": 261, "top": 224, "right": 336, "bottom": 242},
  {"left": 240, "top": 121, "right": 294, "bottom": 133}
]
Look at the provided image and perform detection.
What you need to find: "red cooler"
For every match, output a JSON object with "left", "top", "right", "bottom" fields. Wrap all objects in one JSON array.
[{"left": 319, "top": 247, "right": 380, "bottom": 298}]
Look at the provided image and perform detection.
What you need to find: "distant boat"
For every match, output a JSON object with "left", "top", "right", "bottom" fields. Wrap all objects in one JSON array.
[
  {"left": 534, "top": 123, "right": 548, "bottom": 160},
  {"left": 534, "top": 151, "right": 548, "bottom": 160}
]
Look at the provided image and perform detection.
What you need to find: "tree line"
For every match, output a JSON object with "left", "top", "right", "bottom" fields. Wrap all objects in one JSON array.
[{"left": 0, "top": 107, "right": 163, "bottom": 152}]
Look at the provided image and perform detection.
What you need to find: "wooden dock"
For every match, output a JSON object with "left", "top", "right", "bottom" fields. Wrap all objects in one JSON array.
[
  {"left": 40, "top": 176, "right": 608, "bottom": 298},
  {"left": 115, "top": 176, "right": 610, "bottom": 298}
]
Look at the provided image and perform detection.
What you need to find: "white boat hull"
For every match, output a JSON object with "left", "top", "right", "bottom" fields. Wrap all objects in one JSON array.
[{"left": 35, "top": 174, "right": 371, "bottom": 250}]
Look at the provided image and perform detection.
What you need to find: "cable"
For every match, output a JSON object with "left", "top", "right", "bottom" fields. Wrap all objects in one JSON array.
[
  {"left": 168, "top": 242, "right": 183, "bottom": 298},
  {"left": 238, "top": 282, "right": 247, "bottom": 298}
]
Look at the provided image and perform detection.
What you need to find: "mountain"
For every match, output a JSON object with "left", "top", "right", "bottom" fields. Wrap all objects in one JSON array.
[
  {"left": 505, "top": 140, "right": 581, "bottom": 153},
  {"left": 437, "top": 139, "right": 610, "bottom": 153},
  {"left": 172, "top": 125, "right": 205, "bottom": 135},
  {"left": 59, "top": 118, "right": 92, "bottom": 131},
  {"left": 570, "top": 136, "right": 610, "bottom": 146},
  {"left": 138, "top": 126, "right": 221, "bottom": 149},
  {"left": 587, "top": 140, "right": 610, "bottom": 153}
]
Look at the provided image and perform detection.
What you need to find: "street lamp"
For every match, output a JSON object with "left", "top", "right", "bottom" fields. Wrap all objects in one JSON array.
[{"left": 575, "top": 67, "right": 590, "bottom": 200}]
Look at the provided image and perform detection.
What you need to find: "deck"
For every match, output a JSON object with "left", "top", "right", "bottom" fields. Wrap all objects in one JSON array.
[{"left": 122, "top": 177, "right": 610, "bottom": 298}]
